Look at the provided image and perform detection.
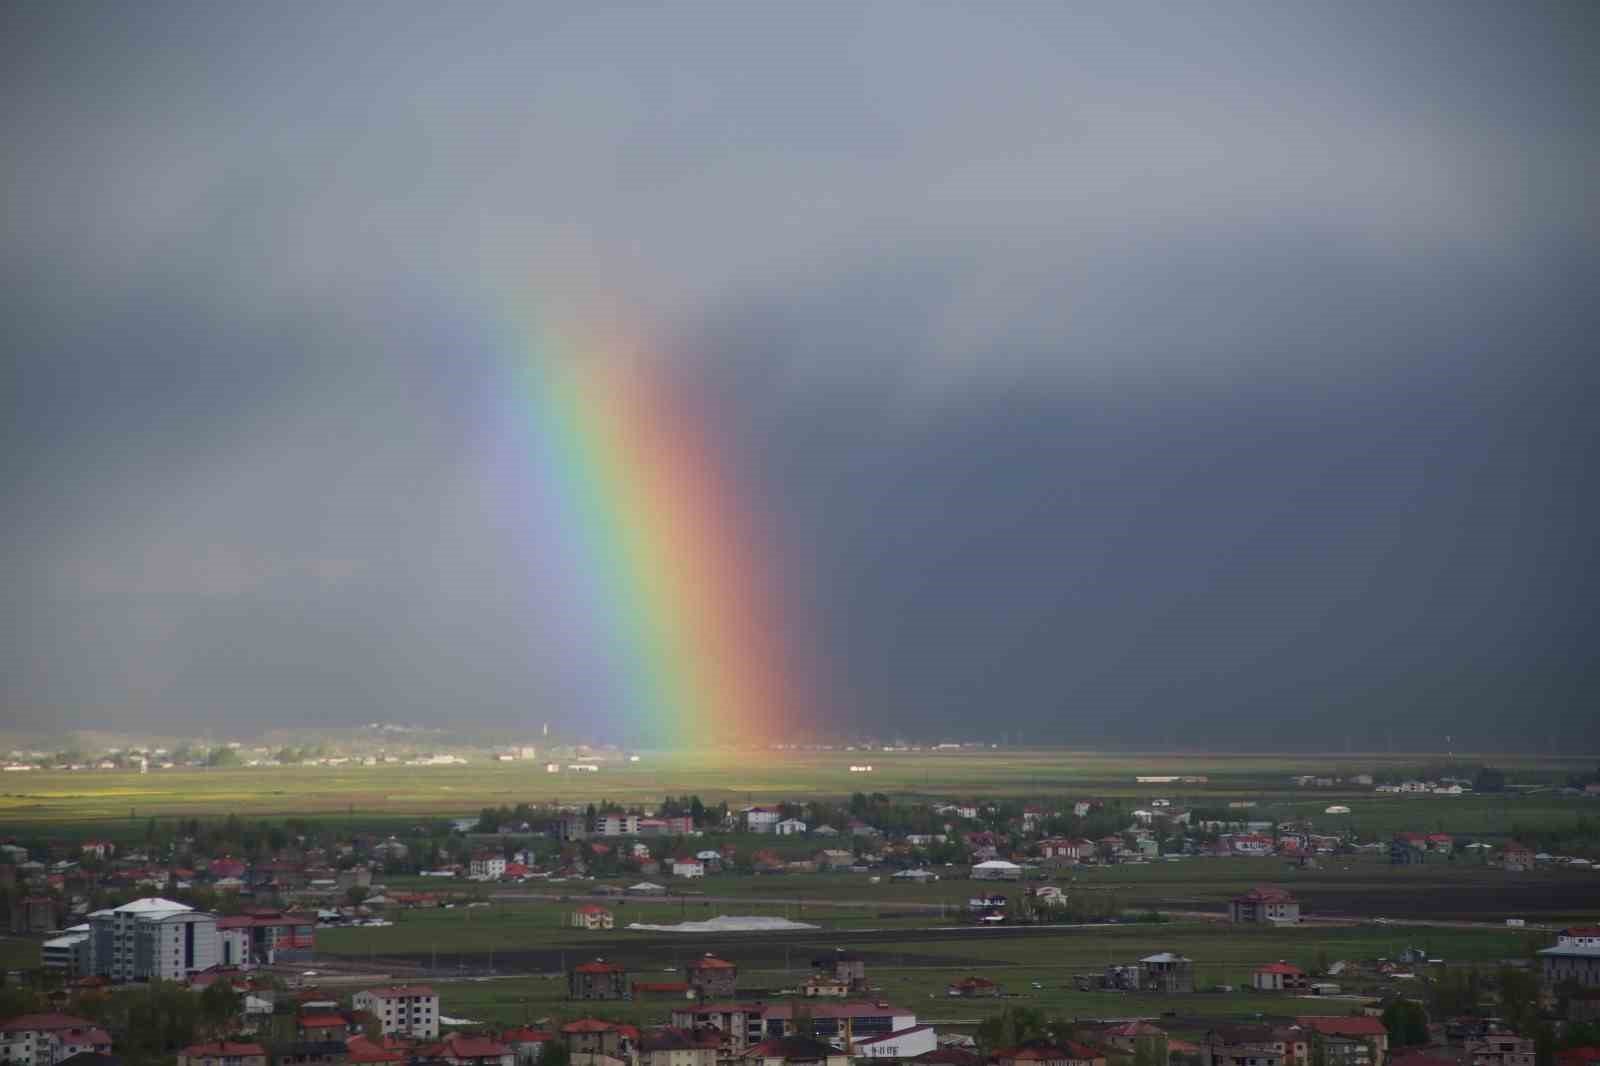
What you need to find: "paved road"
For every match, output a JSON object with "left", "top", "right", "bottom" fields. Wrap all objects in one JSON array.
[{"left": 491, "top": 889, "right": 1557, "bottom": 933}]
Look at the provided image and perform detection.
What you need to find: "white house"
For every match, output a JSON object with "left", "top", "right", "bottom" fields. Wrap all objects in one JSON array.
[
  {"left": 1557, "top": 926, "right": 1600, "bottom": 948},
  {"left": 597, "top": 813, "right": 641, "bottom": 836},
  {"left": 744, "top": 807, "right": 780, "bottom": 833},
  {"left": 672, "top": 857, "right": 705, "bottom": 878},
  {"left": 0, "top": 1013, "right": 112, "bottom": 1066},
  {"left": 775, "top": 819, "right": 808, "bottom": 836},
  {"left": 469, "top": 853, "right": 507, "bottom": 880},
  {"left": 353, "top": 985, "right": 441, "bottom": 1039}
]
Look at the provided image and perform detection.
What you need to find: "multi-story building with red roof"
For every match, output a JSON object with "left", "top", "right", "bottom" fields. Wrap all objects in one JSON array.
[
  {"left": 570, "top": 958, "right": 630, "bottom": 1000},
  {"left": 352, "top": 985, "right": 440, "bottom": 1039}
]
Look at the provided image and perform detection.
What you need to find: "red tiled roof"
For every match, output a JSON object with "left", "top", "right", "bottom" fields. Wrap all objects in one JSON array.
[
  {"left": 1296, "top": 1017, "right": 1387, "bottom": 1037},
  {"left": 299, "top": 1013, "right": 348, "bottom": 1029},
  {"left": 997, "top": 1042, "right": 1101, "bottom": 1061},
  {"left": 575, "top": 960, "right": 626, "bottom": 973},
  {"left": 181, "top": 1041, "right": 267, "bottom": 1055},
  {"left": 502, "top": 1027, "right": 556, "bottom": 1042},
  {"left": 0, "top": 1013, "right": 100, "bottom": 1034},
  {"left": 575, "top": 904, "right": 611, "bottom": 914},
  {"left": 689, "top": 955, "right": 736, "bottom": 969},
  {"left": 345, "top": 1035, "right": 410, "bottom": 1063},
  {"left": 1256, "top": 963, "right": 1305, "bottom": 975},
  {"left": 1563, "top": 927, "right": 1600, "bottom": 937},
  {"left": 1556, "top": 1049, "right": 1600, "bottom": 1066},
  {"left": 424, "top": 1034, "right": 510, "bottom": 1057},
  {"left": 563, "top": 1018, "right": 622, "bottom": 1034},
  {"left": 1236, "top": 886, "right": 1296, "bottom": 903}
]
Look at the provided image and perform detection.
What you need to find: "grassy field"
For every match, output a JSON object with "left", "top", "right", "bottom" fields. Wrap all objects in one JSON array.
[
  {"left": 1, "top": 750, "right": 1593, "bottom": 839},
  {"left": 380, "top": 916, "right": 1547, "bottom": 1030}
]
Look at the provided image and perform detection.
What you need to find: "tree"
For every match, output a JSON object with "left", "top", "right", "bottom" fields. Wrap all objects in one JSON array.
[
  {"left": 975, "top": 1006, "right": 1047, "bottom": 1052},
  {"left": 1382, "top": 999, "right": 1429, "bottom": 1048},
  {"left": 542, "top": 1042, "right": 572, "bottom": 1066},
  {"left": 1497, "top": 965, "right": 1540, "bottom": 1034},
  {"left": 206, "top": 747, "right": 241, "bottom": 768},
  {"left": 1133, "top": 1034, "right": 1169, "bottom": 1066},
  {"left": 198, "top": 979, "right": 241, "bottom": 1038}
]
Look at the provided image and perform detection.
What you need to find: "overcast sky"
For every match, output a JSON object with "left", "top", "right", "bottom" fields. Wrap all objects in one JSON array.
[{"left": 4, "top": 2, "right": 1596, "bottom": 749}]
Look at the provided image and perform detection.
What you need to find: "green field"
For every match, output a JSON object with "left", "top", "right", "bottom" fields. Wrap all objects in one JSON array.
[
  {"left": 1, "top": 750, "right": 1593, "bottom": 840},
  {"left": 369, "top": 915, "right": 1550, "bottom": 1030}
]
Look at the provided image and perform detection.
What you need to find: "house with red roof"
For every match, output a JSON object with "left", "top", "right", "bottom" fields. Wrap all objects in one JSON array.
[
  {"left": 571, "top": 904, "right": 614, "bottom": 931},
  {"left": 1559, "top": 927, "right": 1600, "bottom": 949},
  {"left": 1297, "top": 1016, "right": 1389, "bottom": 1066},
  {"left": 1201, "top": 1025, "right": 1307, "bottom": 1066},
  {"left": 992, "top": 1041, "right": 1106, "bottom": 1066},
  {"left": 686, "top": 954, "right": 739, "bottom": 998},
  {"left": 178, "top": 1041, "right": 269, "bottom": 1066},
  {"left": 1502, "top": 842, "right": 1535, "bottom": 871},
  {"left": 742, "top": 1035, "right": 850, "bottom": 1066},
  {"left": 1252, "top": 962, "right": 1308, "bottom": 991},
  {"left": 345, "top": 1034, "right": 413, "bottom": 1064},
  {"left": 1038, "top": 838, "right": 1097, "bottom": 864},
  {"left": 947, "top": 975, "right": 1002, "bottom": 998},
  {"left": 639, "top": 1027, "right": 721, "bottom": 1066},
  {"left": 421, "top": 1033, "right": 514, "bottom": 1066},
  {"left": 217, "top": 909, "right": 316, "bottom": 965},
  {"left": 298, "top": 1010, "right": 360, "bottom": 1040},
  {"left": 1230, "top": 887, "right": 1300, "bottom": 924},
  {"left": 500, "top": 1027, "right": 556, "bottom": 1066},
  {"left": 570, "top": 958, "right": 631, "bottom": 1001},
  {"left": 561, "top": 1018, "right": 639, "bottom": 1060},
  {"left": 0, "top": 1013, "right": 113, "bottom": 1065},
  {"left": 352, "top": 985, "right": 440, "bottom": 1039}
]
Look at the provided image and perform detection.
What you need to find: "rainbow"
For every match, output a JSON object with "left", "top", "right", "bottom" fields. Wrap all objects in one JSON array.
[{"left": 502, "top": 317, "right": 807, "bottom": 749}]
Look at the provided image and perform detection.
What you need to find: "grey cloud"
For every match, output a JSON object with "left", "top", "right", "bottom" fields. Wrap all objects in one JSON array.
[{"left": 3, "top": 1, "right": 1595, "bottom": 746}]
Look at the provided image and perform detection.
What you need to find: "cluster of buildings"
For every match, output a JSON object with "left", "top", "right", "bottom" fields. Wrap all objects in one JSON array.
[{"left": 37, "top": 897, "right": 315, "bottom": 983}]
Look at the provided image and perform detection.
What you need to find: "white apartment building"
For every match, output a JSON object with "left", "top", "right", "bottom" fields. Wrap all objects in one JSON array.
[
  {"left": 41, "top": 925, "right": 92, "bottom": 978},
  {"left": 353, "top": 985, "right": 441, "bottom": 1039},
  {"left": 0, "top": 1013, "right": 112, "bottom": 1066},
  {"left": 468, "top": 853, "right": 507, "bottom": 879},
  {"left": 744, "top": 807, "right": 779, "bottom": 833},
  {"left": 88, "top": 897, "right": 219, "bottom": 982},
  {"left": 596, "top": 813, "right": 641, "bottom": 836}
]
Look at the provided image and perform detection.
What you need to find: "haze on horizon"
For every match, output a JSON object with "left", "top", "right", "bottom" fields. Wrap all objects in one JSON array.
[{"left": 3, "top": 3, "right": 1596, "bottom": 752}]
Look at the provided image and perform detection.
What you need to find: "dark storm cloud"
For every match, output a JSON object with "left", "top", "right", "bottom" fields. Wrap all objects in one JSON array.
[{"left": 3, "top": 2, "right": 1595, "bottom": 747}]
